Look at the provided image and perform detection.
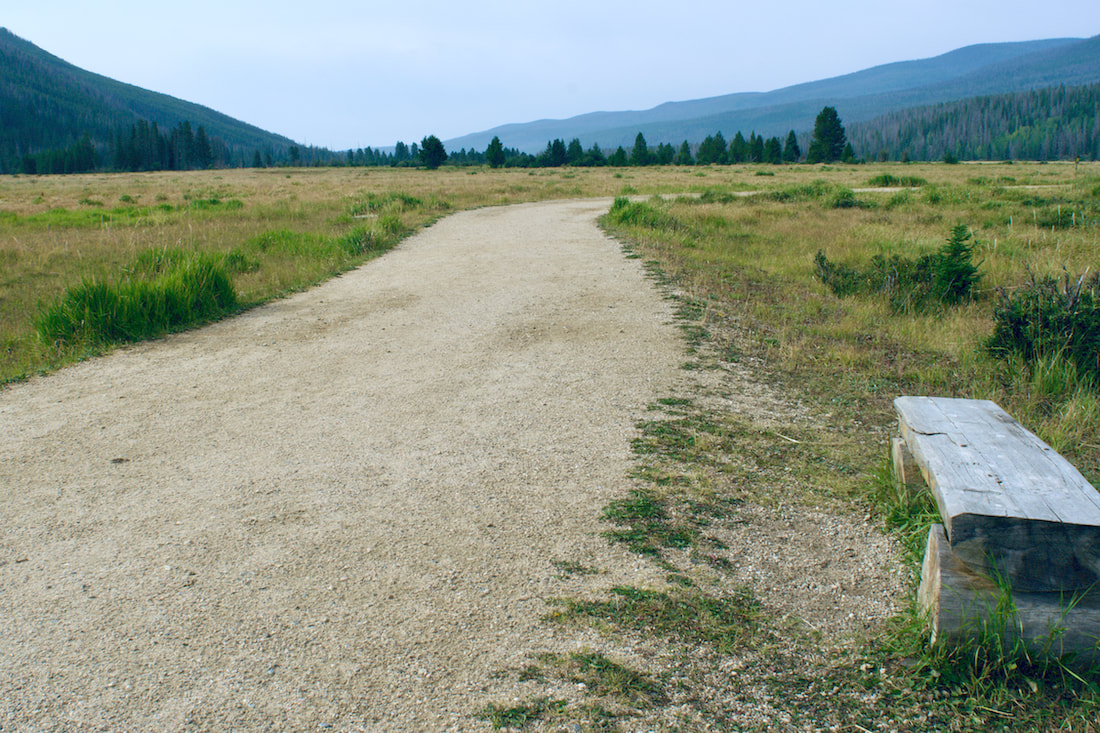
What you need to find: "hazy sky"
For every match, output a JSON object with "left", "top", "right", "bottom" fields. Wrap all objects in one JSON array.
[{"left": 6, "top": 2, "right": 1098, "bottom": 150}]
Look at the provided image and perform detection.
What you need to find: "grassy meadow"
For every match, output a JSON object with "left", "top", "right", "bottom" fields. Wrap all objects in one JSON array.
[{"left": 3, "top": 161, "right": 1100, "bottom": 729}]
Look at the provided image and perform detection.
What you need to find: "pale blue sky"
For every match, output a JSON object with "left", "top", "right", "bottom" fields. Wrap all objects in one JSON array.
[{"left": 6, "top": 1, "right": 1098, "bottom": 149}]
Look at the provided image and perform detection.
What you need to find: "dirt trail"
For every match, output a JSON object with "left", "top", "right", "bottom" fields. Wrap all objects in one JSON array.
[{"left": 0, "top": 200, "right": 686, "bottom": 731}]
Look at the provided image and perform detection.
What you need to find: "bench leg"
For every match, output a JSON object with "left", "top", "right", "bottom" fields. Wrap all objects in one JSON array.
[
  {"left": 891, "top": 436, "right": 925, "bottom": 502},
  {"left": 919, "top": 524, "right": 1100, "bottom": 666}
]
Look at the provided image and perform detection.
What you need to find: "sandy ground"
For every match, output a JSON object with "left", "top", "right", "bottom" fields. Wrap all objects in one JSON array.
[{"left": 0, "top": 200, "right": 690, "bottom": 731}]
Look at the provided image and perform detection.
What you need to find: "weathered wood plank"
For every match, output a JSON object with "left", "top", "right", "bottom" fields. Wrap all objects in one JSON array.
[
  {"left": 896, "top": 396, "right": 1100, "bottom": 591},
  {"left": 919, "top": 525, "right": 1100, "bottom": 666}
]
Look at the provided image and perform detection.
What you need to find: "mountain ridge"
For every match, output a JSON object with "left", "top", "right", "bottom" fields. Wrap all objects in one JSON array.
[{"left": 444, "top": 36, "right": 1098, "bottom": 153}]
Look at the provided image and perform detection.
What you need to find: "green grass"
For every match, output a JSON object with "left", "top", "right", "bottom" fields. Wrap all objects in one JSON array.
[
  {"left": 29, "top": 217, "right": 409, "bottom": 361},
  {"left": 548, "top": 585, "right": 760, "bottom": 654},
  {"left": 35, "top": 253, "right": 237, "bottom": 347},
  {"left": 867, "top": 173, "right": 928, "bottom": 188},
  {"left": 477, "top": 698, "right": 568, "bottom": 729}
]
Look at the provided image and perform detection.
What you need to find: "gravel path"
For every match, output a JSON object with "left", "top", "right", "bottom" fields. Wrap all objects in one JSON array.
[{"left": 0, "top": 200, "right": 685, "bottom": 731}]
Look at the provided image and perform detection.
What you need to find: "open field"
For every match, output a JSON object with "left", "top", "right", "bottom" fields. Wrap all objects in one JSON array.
[
  {"left": 3, "top": 161, "right": 1090, "bottom": 385},
  {"left": 2, "top": 162, "right": 1100, "bottom": 730}
]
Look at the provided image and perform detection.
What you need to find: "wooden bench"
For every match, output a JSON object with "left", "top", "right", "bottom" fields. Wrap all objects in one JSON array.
[{"left": 893, "top": 396, "right": 1100, "bottom": 662}]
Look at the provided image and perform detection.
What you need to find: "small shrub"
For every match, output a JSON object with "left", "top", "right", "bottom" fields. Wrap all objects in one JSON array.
[
  {"left": 825, "top": 187, "right": 863, "bottom": 209},
  {"left": 815, "top": 224, "right": 981, "bottom": 313},
  {"left": 932, "top": 224, "right": 982, "bottom": 304},
  {"left": 988, "top": 270, "right": 1100, "bottom": 384}
]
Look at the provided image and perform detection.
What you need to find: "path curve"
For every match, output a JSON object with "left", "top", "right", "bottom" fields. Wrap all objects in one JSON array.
[{"left": 0, "top": 200, "right": 684, "bottom": 731}]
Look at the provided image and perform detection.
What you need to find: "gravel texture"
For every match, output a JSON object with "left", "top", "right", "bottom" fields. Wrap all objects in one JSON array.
[{"left": 0, "top": 199, "right": 686, "bottom": 731}]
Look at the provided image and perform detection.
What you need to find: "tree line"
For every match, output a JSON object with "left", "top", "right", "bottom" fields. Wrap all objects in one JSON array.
[
  {"left": 387, "top": 107, "right": 853, "bottom": 170},
  {"left": 6, "top": 106, "right": 857, "bottom": 175}
]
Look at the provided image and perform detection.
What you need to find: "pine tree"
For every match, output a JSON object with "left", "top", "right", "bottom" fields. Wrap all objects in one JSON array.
[
  {"left": 394, "top": 141, "right": 410, "bottom": 164},
  {"left": 763, "top": 136, "right": 782, "bottom": 164},
  {"left": 806, "top": 106, "right": 847, "bottom": 163},
  {"left": 749, "top": 133, "right": 764, "bottom": 163},
  {"left": 486, "top": 136, "right": 505, "bottom": 169},
  {"left": 782, "top": 130, "right": 801, "bottom": 162},
  {"left": 729, "top": 132, "right": 748, "bottom": 163},
  {"left": 584, "top": 143, "right": 606, "bottom": 167},
  {"left": 566, "top": 138, "right": 584, "bottom": 165},
  {"left": 630, "top": 132, "right": 651, "bottom": 166},
  {"left": 194, "top": 125, "right": 212, "bottom": 169},
  {"left": 419, "top": 135, "right": 447, "bottom": 169},
  {"left": 549, "top": 138, "right": 567, "bottom": 166},
  {"left": 654, "top": 142, "right": 675, "bottom": 165},
  {"left": 675, "top": 140, "right": 694, "bottom": 165}
]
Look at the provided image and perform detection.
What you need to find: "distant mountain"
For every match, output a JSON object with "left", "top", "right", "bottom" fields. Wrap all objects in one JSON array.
[
  {"left": 0, "top": 27, "right": 297, "bottom": 172},
  {"left": 444, "top": 36, "right": 1100, "bottom": 154}
]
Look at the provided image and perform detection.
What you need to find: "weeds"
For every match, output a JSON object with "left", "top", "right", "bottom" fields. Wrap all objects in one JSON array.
[
  {"left": 549, "top": 585, "right": 760, "bottom": 653},
  {"left": 601, "top": 488, "right": 696, "bottom": 557},
  {"left": 477, "top": 698, "right": 567, "bottom": 729},
  {"left": 535, "top": 651, "right": 666, "bottom": 707}
]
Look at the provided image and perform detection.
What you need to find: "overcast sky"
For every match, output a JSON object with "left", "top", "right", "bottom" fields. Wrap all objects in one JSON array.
[{"left": 6, "top": 2, "right": 1098, "bottom": 150}]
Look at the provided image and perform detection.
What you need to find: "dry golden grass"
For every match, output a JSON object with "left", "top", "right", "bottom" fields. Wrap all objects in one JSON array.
[{"left": 603, "top": 160, "right": 1100, "bottom": 481}]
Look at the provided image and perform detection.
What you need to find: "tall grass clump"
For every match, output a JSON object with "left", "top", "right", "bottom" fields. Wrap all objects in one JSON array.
[
  {"left": 36, "top": 253, "right": 237, "bottom": 347},
  {"left": 763, "top": 180, "right": 845, "bottom": 204},
  {"left": 607, "top": 196, "right": 682, "bottom": 231},
  {"left": 346, "top": 191, "right": 422, "bottom": 217},
  {"left": 867, "top": 173, "right": 928, "bottom": 188}
]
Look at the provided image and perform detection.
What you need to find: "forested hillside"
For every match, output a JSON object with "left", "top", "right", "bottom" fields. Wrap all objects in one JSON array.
[
  {"left": 849, "top": 82, "right": 1100, "bottom": 161},
  {"left": 0, "top": 28, "right": 297, "bottom": 173}
]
